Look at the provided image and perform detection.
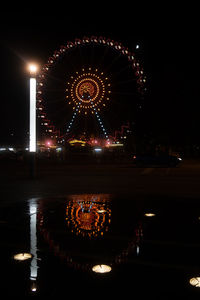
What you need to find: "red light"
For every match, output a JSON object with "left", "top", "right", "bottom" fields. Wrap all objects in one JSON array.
[
  {"left": 133, "top": 155, "right": 136, "bottom": 159},
  {"left": 45, "top": 140, "right": 52, "bottom": 147}
]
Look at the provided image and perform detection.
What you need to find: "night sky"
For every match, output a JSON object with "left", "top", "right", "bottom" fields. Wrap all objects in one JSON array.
[{"left": 0, "top": 6, "right": 199, "bottom": 147}]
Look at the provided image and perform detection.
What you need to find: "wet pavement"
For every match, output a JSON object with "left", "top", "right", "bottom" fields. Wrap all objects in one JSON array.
[{"left": 1, "top": 192, "right": 200, "bottom": 297}]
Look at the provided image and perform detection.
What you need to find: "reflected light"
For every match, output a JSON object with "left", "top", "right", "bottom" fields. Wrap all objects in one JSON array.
[
  {"left": 92, "top": 264, "right": 112, "bottom": 273},
  {"left": 31, "top": 281, "right": 37, "bottom": 292},
  {"left": 97, "top": 209, "right": 106, "bottom": 213},
  {"left": 66, "top": 194, "right": 111, "bottom": 238},
  {"left": 144, "top": 213, "right": 156, "bottom": 217},
  {"left": 13, "top": 253, "right": 32, "bottom": 261},
  {"left": 29, "top": 199, "right": 38, "bottom": 281},
  {"left": 189, "top": 277, "right": 200, "bottom": 287}
]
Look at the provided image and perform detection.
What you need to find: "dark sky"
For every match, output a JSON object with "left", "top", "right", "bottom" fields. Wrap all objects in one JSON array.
[{"left": 0, "top": 6, "right": 199, "bottom": 146}]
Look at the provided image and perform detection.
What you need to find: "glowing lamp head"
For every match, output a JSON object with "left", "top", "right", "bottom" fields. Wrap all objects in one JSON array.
[{"left": 29, "top": 64, "right": 38, "bottom": 75}]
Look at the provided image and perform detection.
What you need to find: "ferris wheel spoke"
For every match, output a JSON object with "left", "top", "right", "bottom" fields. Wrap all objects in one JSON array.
[
  {"left": 111, "top": 64, "right": 132, "bottom": 79},
  {"left": 89, "top": 43, "right": 95, "bottom": 67},
  {"left": 45, "top": 73, "right": 66, "bottom": 84},
  {"left": 111, "top": 91, "right": 138, "bottom": 97},
  {"left": 104, "top": 52, "right": 123, "bottom": 74},
  {"left": 76, "top": 46, "right": 85, "bottom": 69},
  {"left": 43, "top": 97, "right": 66, "bottom": 105},
  {"left": 113, "top": 77, "right": 137, "bottom": 86},
  {"left": 95, "top": 45, "right": 110, "bottom": 70},
  {"left": 66, "top": 101, "right": 82, "bottom": 133}
]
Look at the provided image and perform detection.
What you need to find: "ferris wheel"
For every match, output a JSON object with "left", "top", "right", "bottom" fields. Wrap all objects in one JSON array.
[{"left": 37, "top": 36, "right": 146, "bottom": 144}]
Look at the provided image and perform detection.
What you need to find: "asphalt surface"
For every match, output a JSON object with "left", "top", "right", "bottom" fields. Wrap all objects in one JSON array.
[{"left": 1, "top": 158, "right": 200, "bottom": 204}]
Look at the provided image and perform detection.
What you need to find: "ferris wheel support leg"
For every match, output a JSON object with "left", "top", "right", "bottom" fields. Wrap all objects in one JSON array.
[
  {"left": 66, "top": 101, "right": 81, "bottom": 134},
  {"left": 91, "top": 101, "right": 109, "bottom": 141}
]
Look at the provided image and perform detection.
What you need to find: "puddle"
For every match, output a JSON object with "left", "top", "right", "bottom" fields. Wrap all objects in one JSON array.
[{"left": 1, "top": 194, "right": 200, "bottom": 296}]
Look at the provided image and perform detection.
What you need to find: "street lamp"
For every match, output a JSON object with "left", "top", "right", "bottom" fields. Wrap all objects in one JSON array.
[
  {"left": 29, "top": 64, "right": 38, "bottom": 152},
  {"left": 29, "top": 64, "right": 37, "bottom": 75},
  {"left": 28, "top": 63, "right": 38, "bottom": 178}
]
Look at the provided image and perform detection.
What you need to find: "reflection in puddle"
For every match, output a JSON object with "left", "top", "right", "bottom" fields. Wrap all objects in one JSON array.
[
  {"left": 7, "top": 194, "right": 200, "bottom": 296},
  {"left": 92, "top": 264, "right": 112, "bottom": 273},
  {"left": 13, "top": 253, "right": 32, "bottom": 261},
  {"left": 144, "top": 213, "right": 156, "bottom": 217},
  {"left": 37, "top": 194, "right": 143, "bottom": 274},
  {"left": 29, "top": 198, "right": 38, "bottom": 292},
  {"left": 189, "top": 277, "right": 200, "bottom": 288},
  {"left": 65, "top": 194, "right": 111, "bottom": 238}
]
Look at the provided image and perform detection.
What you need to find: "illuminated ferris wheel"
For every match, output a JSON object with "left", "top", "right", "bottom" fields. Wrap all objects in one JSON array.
[{"left": 37, "top": 36, "right": 146, "bottom": 143}]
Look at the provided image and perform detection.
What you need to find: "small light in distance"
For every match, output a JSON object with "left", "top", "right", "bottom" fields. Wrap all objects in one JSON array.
[
  {"left": 94, "top": 148, "right": 102, "bottom": 152},
  {"left": 92, "top": 264, "right": 112, "bottom": 273}
]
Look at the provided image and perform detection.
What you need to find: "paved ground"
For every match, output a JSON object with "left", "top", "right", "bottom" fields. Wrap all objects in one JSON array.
[
  {"left": 1, "top": 158, "right": 200, "bottom": 204},
  {"left": 1, "top": 158, "right": 200, "bottom": 297}
]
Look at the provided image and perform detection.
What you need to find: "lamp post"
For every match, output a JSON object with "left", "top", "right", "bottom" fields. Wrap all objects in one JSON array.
[{"left": 29, "top": 64, "right": 38, "bottom": 178}]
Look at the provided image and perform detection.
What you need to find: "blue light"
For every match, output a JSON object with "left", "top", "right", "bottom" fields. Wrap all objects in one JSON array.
[{"left": 94, "top": 148, "right": 102, "bottom": 152}]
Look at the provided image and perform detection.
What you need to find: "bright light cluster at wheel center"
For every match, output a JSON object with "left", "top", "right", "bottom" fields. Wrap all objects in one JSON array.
[
  {"left": 77, "top": 79, "right": 99, "bottom": 103},
  {"left": 66, "top": 71, "right": 109, "bottom": 112},
  {"left": 66, "top": 69, "right": 110, "bottom": 139}
]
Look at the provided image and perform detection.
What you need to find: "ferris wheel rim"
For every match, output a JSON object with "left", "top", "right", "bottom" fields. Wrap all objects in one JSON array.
[{"left": 37, "top": 36, "right": 146, "bottom": 140}]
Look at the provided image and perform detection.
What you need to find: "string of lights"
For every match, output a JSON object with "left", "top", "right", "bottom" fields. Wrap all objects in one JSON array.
[
  {"left": 66, "top": 101, "right": 82, "bottom": 133},
  {"left": 90, "top": 99, "right": 109, "bottom": 140}
]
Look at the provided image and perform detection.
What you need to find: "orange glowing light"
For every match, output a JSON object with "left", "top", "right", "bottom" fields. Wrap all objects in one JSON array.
[
  {"left": 65, "top": 68, "right": 110, "bottom": 114},
  {"left": 65, "top": 194, "right": 111, "bottom": 238}
]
